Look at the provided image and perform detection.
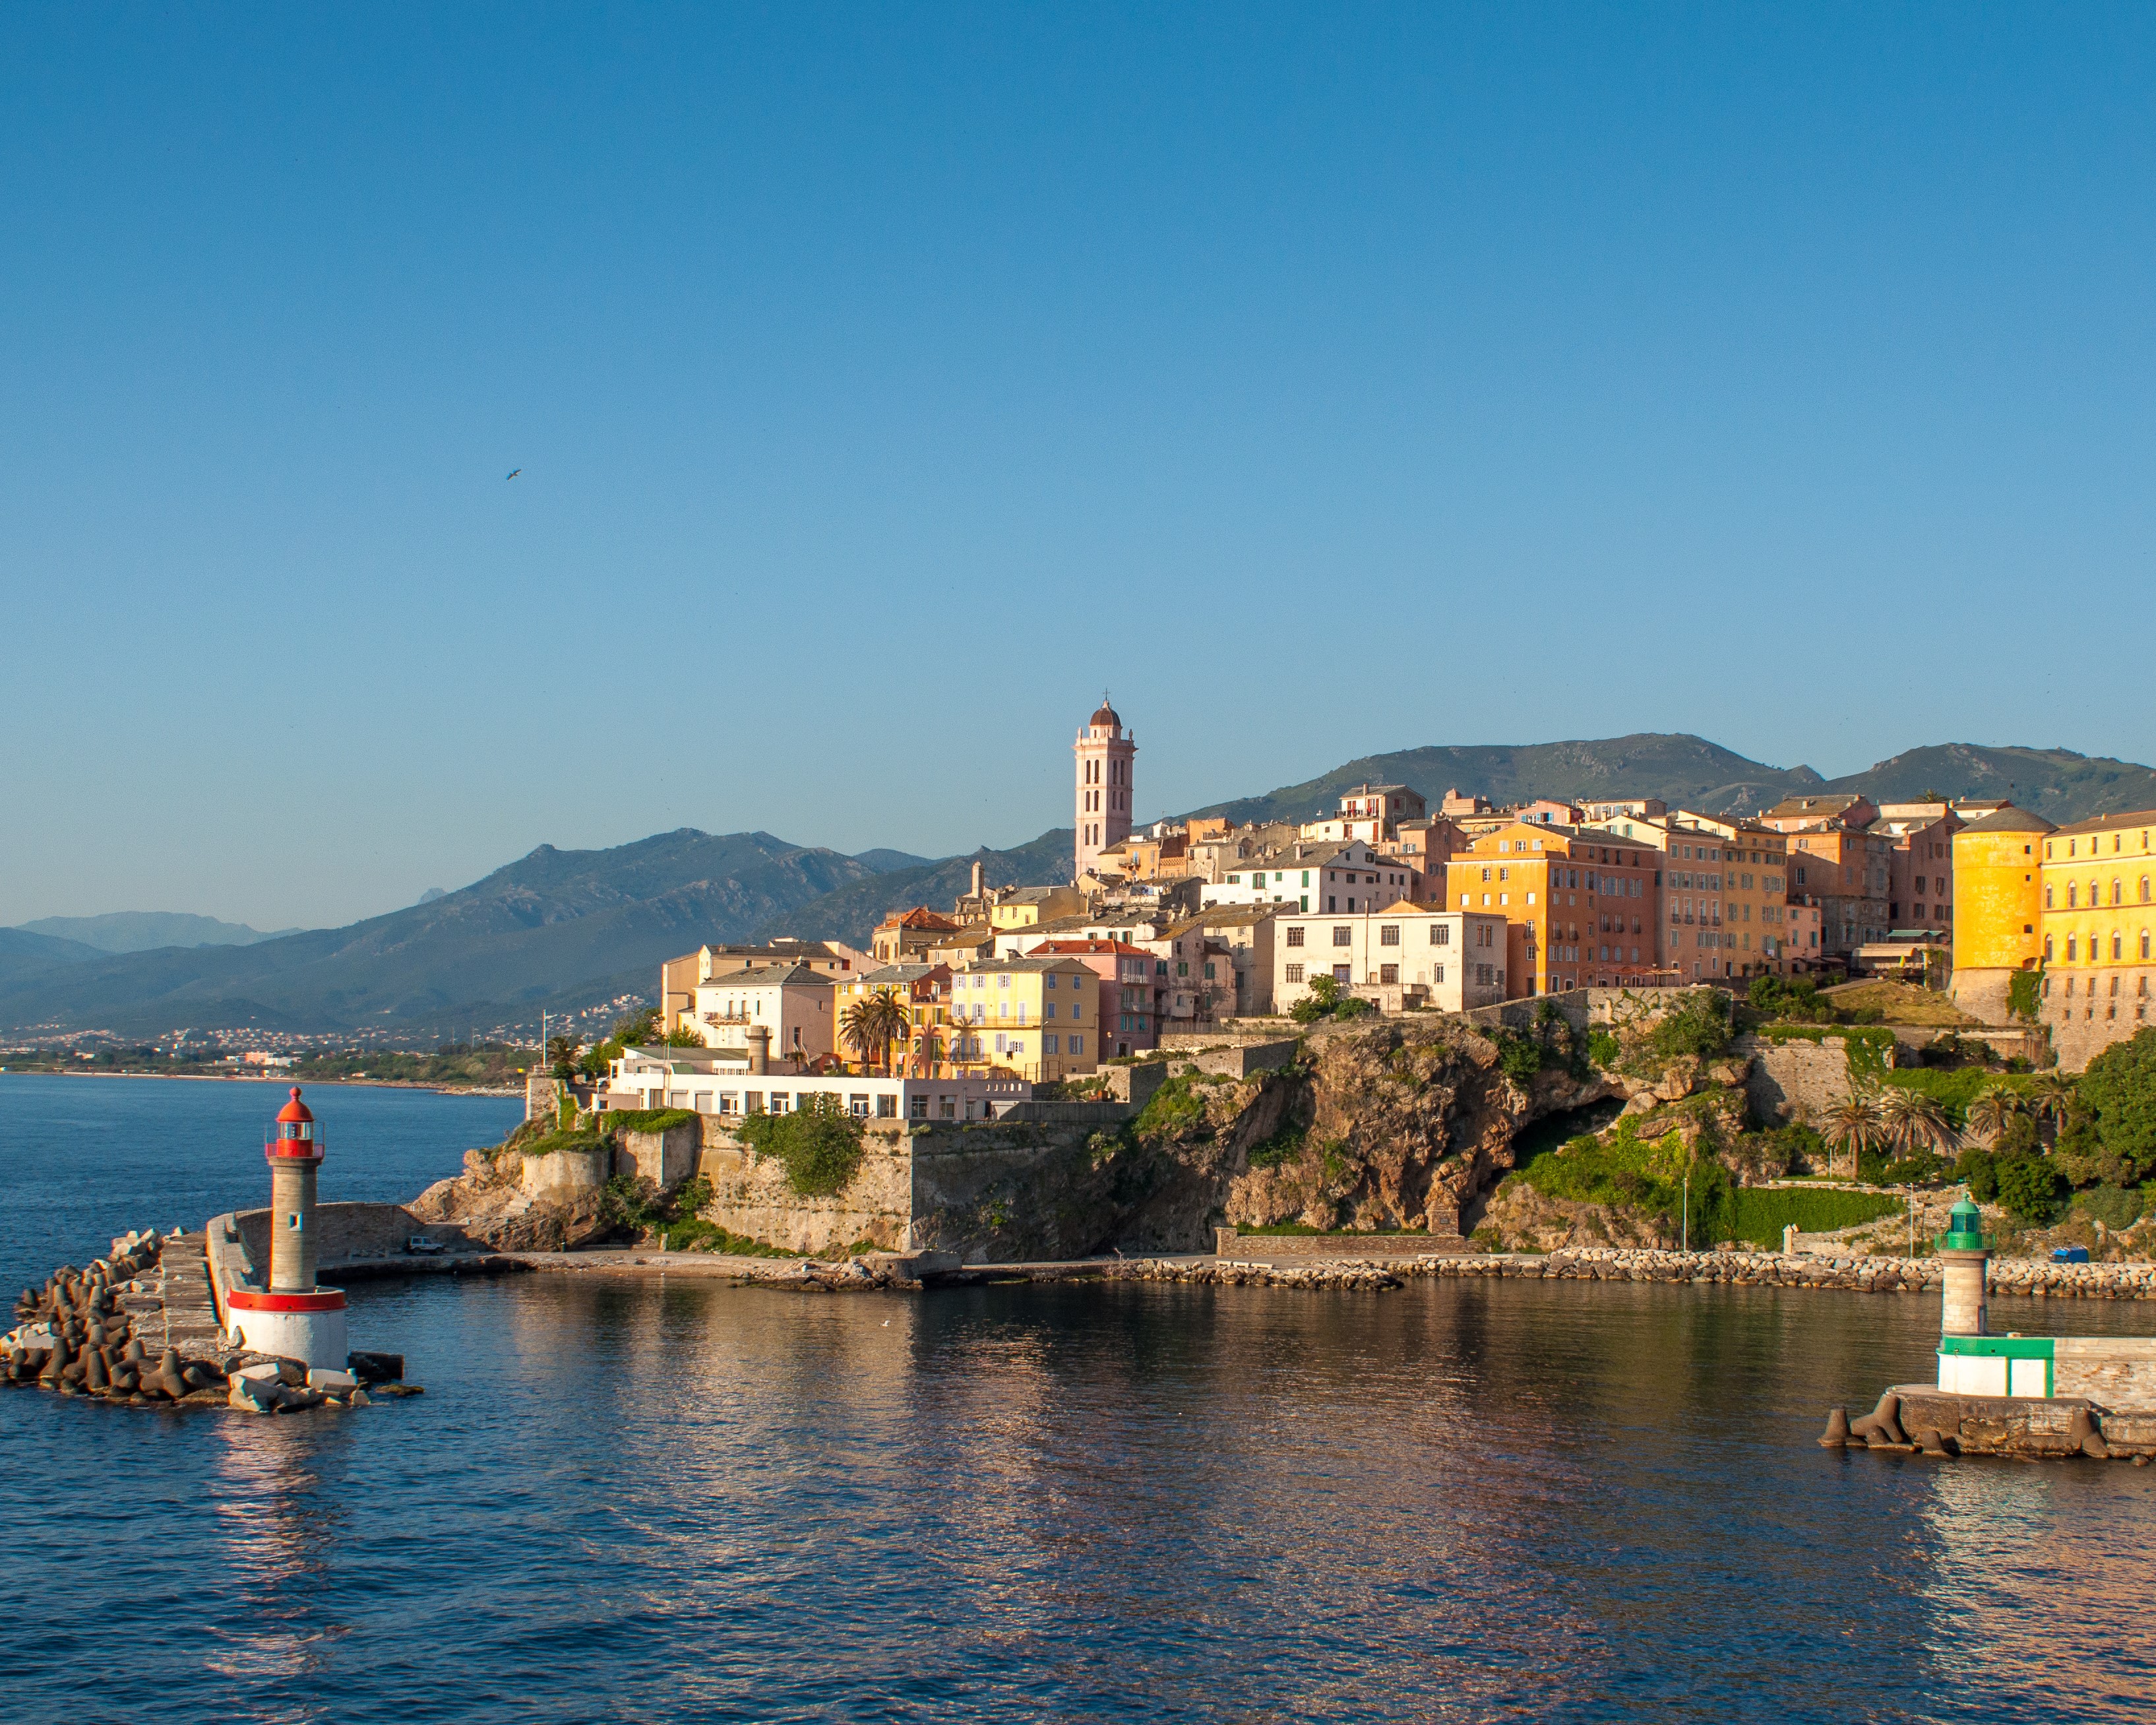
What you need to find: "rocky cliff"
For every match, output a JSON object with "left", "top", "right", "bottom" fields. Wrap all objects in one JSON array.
[{"left": 408, "top": 1016, "right": 1631, "bottom": 1259}]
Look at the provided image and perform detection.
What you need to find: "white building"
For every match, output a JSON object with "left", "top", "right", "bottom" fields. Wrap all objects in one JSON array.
[
  {"left": 688, "top": 962, "right": 836, "bottom": 1065},
  {"left": 1274, "top": 902, "right": 1510, "bottom": 1013},
  {"left": 1205, "top": 839, "right": 1421, "bottom": 913},
  {"left": 603, "top": 1046, "right": 1026, "bottom": 1122}
]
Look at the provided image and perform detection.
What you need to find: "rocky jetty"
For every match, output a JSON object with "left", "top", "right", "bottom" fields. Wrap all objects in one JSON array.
[
  {"left": 4, "top": 1228, "right": 412, "bottom": 1412},
  {"left": 1113, "top": 1258, "right": 1405, "bottom": 1291}
]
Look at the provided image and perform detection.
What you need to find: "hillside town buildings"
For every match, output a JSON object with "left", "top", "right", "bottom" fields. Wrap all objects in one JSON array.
[{"left": 613, "top": 696, "right": 2138, "bottom": 1105}]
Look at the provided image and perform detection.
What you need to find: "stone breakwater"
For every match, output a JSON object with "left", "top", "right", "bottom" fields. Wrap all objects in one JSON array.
[
  {"left": 6, "top": 1226, "right": 413, "bottom": 1414},
  {"left": 1123, "top": 1248, "right": 2156, "bottom": 1297},
  {"left": 1512, "top": 1247, "right": 2156, "bottom": 1299}
]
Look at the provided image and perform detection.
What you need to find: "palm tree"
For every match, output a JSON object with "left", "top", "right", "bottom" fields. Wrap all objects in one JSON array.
[
  {"left": 1965, "top": 1083, "right": 2025, "bottom": 1145},
  {"left": 840, "top": 999, "right": 880, "bottom": 1073},
  {"left": 863, "top": 987, "right": 909, "bottom": 1073},
  {"left": 1823, "top": 1092, "right": 1887, "bottom": 1180},
  {"left": 1878, "top": 1087, "right": 1954, "bottom": 1160},
  {"left": 2026, "top": 1073, "right": 2078, "bottom": 1128}
]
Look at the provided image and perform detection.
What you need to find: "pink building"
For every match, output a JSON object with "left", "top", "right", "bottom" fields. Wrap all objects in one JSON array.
[{"left": 1029, "top": 937, "right": 1161, "bottom": 1055}]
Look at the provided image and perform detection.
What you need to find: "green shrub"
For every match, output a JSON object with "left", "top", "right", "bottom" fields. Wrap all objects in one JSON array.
[
  {"left": 605, "top": 1108, "right": 698, "bottom": 1135},
  {"left": 734, "top": 1094, "right": 867, "bottom": 1195},
  {"left": 1729, "top": 1187, "right": 1901, "bottom": 1245},
  {"left": 1586, "top": 1030, "right": 1621, "bottom": 1069},
  {"left": 1649, "top": 991, "right": 1731, "bottom": 1060},
  {"left": 2074, "top": 1028, "right": 2156, "bottom": 1185},
  {"left": 1956, "top": 1146, "right": 2000, "bottom": 1202},
  {"left": 1334, "top": 997, "right": 1374, "bottom": 1021},
  {"left": 1245, "top": 1121, "right": 1309, "bottom": 1170},
  {"left": 1134, "top": 1075, "right": 1209, "bottom": 1140},
  {"left": 1493, "top": 1030, "right": 1544, "bottom": 1082},
  {"left": 659, "top": 1217, "right": 801, "bottom": 1256},
  {"left": 523, "top": 1126, "right": 608, "bottom": 1159},
  {"left": 2072, "top": 1185, "right": 2151, "bottom": 1230},
  {"left": 1747, "top": 975, "right": 1835, "bottom": 1024},
  {"left": 1994, "top": 1153, "right": 2066, "bottom": 1224},
  {"left": 1878, "top": 1067, "right": 2030, "bottom": 1127}
]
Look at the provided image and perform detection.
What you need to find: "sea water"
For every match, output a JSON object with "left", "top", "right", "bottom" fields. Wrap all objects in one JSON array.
[{"left": 1, "top": 1073, "right": 2151, "bottom": 1722}]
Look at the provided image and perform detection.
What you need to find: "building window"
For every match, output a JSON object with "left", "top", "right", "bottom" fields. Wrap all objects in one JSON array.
[
  {"left": 1380, "top": 964, "right": 1399, "bottom": 984},
  {"left": 1380, "top": 924, "right": 1400, "bottom": 946},
  {"left": 1433, "top": 964, "right": 1445, "bottom": 984},
  {"left": 847, "top": 1094, "right": 870, "bottom": 1118},
  {"left": 1431, "top": 924, "right": 1450, "bottom": 945},
  {"left": 1332, "top": 926, "right": 1352, "bottom": 946},
  {"left": 1286, "top": 926, "right": 1305, "bottom": 947},
  {"left": 1285, "top": 964, "right": 1305, "bottom": 984}
]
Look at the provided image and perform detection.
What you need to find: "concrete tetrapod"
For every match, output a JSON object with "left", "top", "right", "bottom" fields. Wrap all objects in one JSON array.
[{"left": 1849, "top": 1391, "right": 1909, "bottom": 1449}]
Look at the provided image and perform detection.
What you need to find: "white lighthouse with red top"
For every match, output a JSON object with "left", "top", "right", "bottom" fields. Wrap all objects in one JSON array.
[{"left": 222, "top": 1086, "right": 349, "bottom": 1369}]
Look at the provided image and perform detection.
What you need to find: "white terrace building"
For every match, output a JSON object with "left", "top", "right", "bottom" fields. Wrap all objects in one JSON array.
[
  {"left": 1274, "top": 902, "right": 1511, "bottom": 1014},
  {"left": 688, "top": 962, "right": 836, "bottom": 1065},
  {"left": 601, "top": 1046, "right": 1026, "bottom": 1123}
]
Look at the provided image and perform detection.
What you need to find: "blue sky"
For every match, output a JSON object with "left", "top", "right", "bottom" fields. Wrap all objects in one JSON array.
[{"left": 4, "top": 5, "right": 2152, "bottom": 929}]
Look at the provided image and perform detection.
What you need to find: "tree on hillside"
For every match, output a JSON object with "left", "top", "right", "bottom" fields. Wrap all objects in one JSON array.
[
  {"left": 1823, "top": 1093, "right": 1887, "bottom": 1179},
  {"left": 1965, "top": 1083, "right": 2026, "bottom": 1145},
  {"left": 612, "top": 1007, "right": 661, "bottom": 1046},
  {"left": 1879, "top": 1087, "right": 1954, "bottom": 1158},
  {"left": 2068, "top": 1027, "right": 2156, "bottom": 1185},
  {"left": 546, "top": 1034, "right": 578, "bottom": 1077},
  {"left": 2025, "top": 1071, "right": 2077, "bottom": 1128}
]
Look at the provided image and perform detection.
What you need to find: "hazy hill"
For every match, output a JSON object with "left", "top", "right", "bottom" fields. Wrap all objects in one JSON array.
[
  {"left": 751, "top": 829, "right": 1075, "bottom": 948},
  {"left": 1189, "top": 733, "right": 2153, "bottom": 828},
  {"left": 16, "top": 911, "right": 301, "bottom": 953},
  {"left": 1185, "top": 734, "right": 1826, "bottom": 825},
  {"left": 0, "top": 831, "right": 881, "bottom": 1038},
  {"left": 0, "top": 926, "right": 106, "bottom": 993},
  {"left": 1816, "top": 744, "right": 2156, "bottom": 825}
]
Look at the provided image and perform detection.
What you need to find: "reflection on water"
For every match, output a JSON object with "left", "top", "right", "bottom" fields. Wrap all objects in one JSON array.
[
  {"left": 3, "top": 1061, "right": 2154, "bottom": 1723},
  {"left": 1, "top": 1274, "right": 2153, "bottom": 1720}
]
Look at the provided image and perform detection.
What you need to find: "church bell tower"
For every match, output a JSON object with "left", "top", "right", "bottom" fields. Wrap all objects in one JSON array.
[{"left": 1073, "top": 695, "right": 1136, "bottom": 883}]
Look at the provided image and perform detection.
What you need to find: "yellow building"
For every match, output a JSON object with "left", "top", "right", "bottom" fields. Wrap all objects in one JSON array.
[
  {"left": 1948, "top": 807, "right": 2051, "bottom": 1025},
  {"left": 945, "top": 954, "right": 1099, "bottom": 1080},
  {"left": 1443, "top": 821, "right": 1661, "bottom": 995},
  {"left": 987, "top": 885, "right": 1088, "bottom": 932},
  {"left": 2038, "top": 809, "right": 2156, "bottom": 1069}
]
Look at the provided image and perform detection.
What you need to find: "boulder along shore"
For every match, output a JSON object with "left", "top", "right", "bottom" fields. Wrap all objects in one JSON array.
[{"left": 1115, "top": 1247, "right": 2156, "bottom": 1296}]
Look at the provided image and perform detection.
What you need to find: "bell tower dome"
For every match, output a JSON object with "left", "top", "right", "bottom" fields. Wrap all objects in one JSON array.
[{"left": 1073, "top": 693, "right": 1136, "bottom": 883}]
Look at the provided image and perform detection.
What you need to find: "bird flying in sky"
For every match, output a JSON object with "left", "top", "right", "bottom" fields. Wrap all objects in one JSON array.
[{"left": 506, "top": 468, "right": 522, "bottom": 480}]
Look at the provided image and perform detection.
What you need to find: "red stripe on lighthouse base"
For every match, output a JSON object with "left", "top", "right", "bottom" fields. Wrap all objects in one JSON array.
[{"left": 226, "top": 1288, "right": 348, "bottom": 1312}]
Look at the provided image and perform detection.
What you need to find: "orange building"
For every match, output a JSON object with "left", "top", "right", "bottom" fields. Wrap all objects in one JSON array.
[{"left": 1443, "top": 821, "right": 1662, "bottom": 995}]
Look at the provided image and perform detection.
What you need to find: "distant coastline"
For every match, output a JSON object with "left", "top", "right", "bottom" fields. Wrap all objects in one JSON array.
[{"left": 0, "top": 1068, "right": 520, "bottom": 1098}]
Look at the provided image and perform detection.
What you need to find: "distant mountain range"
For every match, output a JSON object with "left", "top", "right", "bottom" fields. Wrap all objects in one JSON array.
[
  {"left": 5, "top": 733, "right": 2151, "bottom": 1038},
  {"left": 16, "top": 911, "right": 301, "bottom": 953},
  {"left": 0, "top": 835, "right": 1039, "bottom": 1040},
  {"left": 1185, "top": 734, "right": 2156, "bottom": 829}
]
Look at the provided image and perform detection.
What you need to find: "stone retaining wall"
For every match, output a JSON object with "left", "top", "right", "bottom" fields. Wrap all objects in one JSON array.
[
  {"left": 521, "top": 1146, "right": 611, "bottom": 1197},
  {"left": 694, "top": 1123, "right": 913, "bottom": 1255},
  {"left": 1740, "top": 1036, "right": 1853, "bottom": 1123},
  {"left": 614, "top": 1121, "right": 700, "bottom": 1187}
]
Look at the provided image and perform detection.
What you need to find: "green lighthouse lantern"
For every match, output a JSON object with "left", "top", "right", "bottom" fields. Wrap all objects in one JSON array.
[{"left": 1938, "top": 1198, "right": 1990, "bottom": 1253}]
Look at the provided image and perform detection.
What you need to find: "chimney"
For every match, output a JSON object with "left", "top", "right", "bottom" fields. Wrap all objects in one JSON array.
[{"left": 746, "top": 1025, "right": 770, "bottom": 1075}]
